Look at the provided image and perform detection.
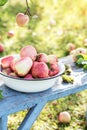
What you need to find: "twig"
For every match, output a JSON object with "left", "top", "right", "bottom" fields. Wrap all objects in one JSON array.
[{"left": 26, "top": 0, "right": 31, "bottom": 16}]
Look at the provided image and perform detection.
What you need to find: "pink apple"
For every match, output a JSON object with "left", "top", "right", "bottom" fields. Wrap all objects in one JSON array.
[
  {"left": 49, "top": 19, "right": 56, "bottom": 25},
  {"left": 2, "top": 67, "right": 12, "bottom": 75},
  {"left": 75, "top": 47, "right": 86, "bottom": 54},
  {"left": 16, "top": 13, "right": 29, "bottom": 27},
  {"left": 48, "top": 54, "right": 58, "bottom": 64},
  {"left": 10, "top": 57, "right": 20, "bottom": 71},
  {"left": 8, "top": 30, "right": 14, "bottom": 37},
  {"left": 0, "top": 43, "right": 4, "bottom": 52},
  {"left": 31, "top": 61, "right": 49, "bottom": 78},
  {"left": 20, "top": 45, "right": 37, "bottom": 61},
  {"left": 67, "top": 43, "right": 76, "bottom": 52},
  {"left": 58, "top": 111, "right": 71, "bottom": 123},
  {"left": 71, "top": 48, "right": 87, "bottom": 62},
  {"left": 36, "top": 53, "right": 48, "bottom": 62},
  {"left": 1, "top": 55, "right": 14, "bottom": 68},
  {"left": 14, "top": 57, "right": 33, "bottom": 77},
  {"left": 24, "top": 74, "right": 33, "bottom": 79},
  {"left": 9, "top": 72, "right": 18, "bottom": 78},
  {"left": 49, "top": 63, "right": 60, "bottom": 76}
]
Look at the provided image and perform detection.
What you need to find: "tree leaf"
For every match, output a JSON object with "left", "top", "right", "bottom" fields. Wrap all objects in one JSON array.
[{"left": 0, "top": 0, "right": 8, "bottom": 6}]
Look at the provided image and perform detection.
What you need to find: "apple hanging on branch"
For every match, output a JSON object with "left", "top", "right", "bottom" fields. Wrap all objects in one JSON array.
[
  {"left": 16, "top": 0, "right": 31, "bottom": 27},
  {"left": 0, "top": 0, "right": 31, "bottom": 27}
]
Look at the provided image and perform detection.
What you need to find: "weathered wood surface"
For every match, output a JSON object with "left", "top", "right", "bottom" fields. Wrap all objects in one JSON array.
[{"left": 0, "top": 55, "right": 87, "bottom": 118}]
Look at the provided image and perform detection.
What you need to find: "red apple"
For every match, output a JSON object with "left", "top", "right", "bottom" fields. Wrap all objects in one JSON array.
[
  {"left": 0, "top": 43, "right": 4, "bottom": 52},
  {"left": 58, "top": 111, "right": 71, "bottom": 123},
  {"left": 1, "top": 55, "right": 14, "bottom": 68},
  {"left": 49, "top": 63, "right": 60, "bottom": 76},
  {"left": 24, "top": 74, "right": 33, "bottom": 79},
  {"left": 16, "top": 13, "right": 29, "bottom": 27},
  {"left": 8, "top": 30, "right": 14, "bottom": 37},
  {"left": 31, "top": 61, "right": 49, "bottom": 78},
  {"left": 14, "top": 57, "right": 33, "bottom": 77},
  {"left": 48, "top": 54, "right": 58, "bottom": 64},
  {"left": 36, "top": 53, "right": 48, "bottom": 62},
  {"left": 20, "top": 45, "right": 37, "bottom": 61}
]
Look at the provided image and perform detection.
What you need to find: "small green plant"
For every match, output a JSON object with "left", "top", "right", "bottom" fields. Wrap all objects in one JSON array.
[
  {"left": 75, "top": 54, "right": 87, "bottom": 70},
  {"left": 62, "top": 64, "right": 74, "bottom": 83}
]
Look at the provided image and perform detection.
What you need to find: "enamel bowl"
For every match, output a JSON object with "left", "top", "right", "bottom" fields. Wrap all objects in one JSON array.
[{"left": 0, "top": 57, "right": 65, "bottom": 93}]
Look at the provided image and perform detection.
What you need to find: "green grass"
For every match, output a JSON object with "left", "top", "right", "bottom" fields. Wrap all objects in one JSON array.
[{"left": 0, "top": 0, "right": 87, "bottom": 129}]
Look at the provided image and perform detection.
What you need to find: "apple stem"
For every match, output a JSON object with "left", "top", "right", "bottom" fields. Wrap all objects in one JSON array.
[{"left": 26, "top": 0, "right": 31, "bottom": 16}]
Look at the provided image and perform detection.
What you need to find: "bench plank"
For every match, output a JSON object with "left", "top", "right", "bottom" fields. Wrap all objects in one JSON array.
[
  {"left": 0, "top": 115, "right": 7, "bottom": 130},
  {"left": 18, "top": 100, "right": 46, "bottom": 130}
]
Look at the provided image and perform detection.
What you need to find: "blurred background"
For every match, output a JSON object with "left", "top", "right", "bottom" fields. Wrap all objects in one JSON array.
[
  {"left": 0, "top": 0, "right": 87, "bottom": 57},
  {"left": 0, "top": 0, "right": 87, "bottom": 130}
]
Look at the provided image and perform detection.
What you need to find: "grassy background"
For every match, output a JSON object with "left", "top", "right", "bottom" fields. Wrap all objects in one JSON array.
[{"left": 0, "top": 0, "right": 87, "bottom": 129}]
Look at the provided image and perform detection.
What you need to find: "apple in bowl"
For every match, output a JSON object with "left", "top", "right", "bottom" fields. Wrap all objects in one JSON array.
[{"left": 0, "top": 45, "right": 65, "bottom": 93}]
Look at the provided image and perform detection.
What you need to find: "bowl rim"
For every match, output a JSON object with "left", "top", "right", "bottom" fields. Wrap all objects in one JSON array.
[{"left": 0, "top": 62, "right": 65, "bottom": 81}]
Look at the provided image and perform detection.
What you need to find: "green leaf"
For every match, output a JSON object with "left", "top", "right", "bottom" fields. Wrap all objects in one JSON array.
[
  {"left": 46, "top": 62, "right": 51, "bottom": 69},
  {"left": 83, "top": 55, "right": 87, "bottom": 60},
  {"left": 83, "top": 64, "right": 87, "bottom": 70},
  {"left": 76, "top": 58, "right": 84, "bottom": 66},
  {"left": 0, "top": 0, "right": 8, "bottom": 6},
  {"left": 0, "top": 90, "right": 3, "bottom": 100},
  {"left": 76, "top": 54, "right": 84, "bottom": 60}
]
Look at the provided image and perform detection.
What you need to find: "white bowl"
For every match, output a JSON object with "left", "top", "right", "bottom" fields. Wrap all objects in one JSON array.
[{"left": 0, "top": 57, "right": 65, "bottom": 93}]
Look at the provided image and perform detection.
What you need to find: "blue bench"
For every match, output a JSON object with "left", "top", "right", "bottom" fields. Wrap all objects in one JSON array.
[{"left": 0, "top": 56, "right": 87, "bottom": 130}]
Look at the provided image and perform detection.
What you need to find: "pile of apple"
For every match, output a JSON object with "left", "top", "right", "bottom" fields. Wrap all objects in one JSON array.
[{"left": 0, "top": 45, "right": 60, "bottom": 79}]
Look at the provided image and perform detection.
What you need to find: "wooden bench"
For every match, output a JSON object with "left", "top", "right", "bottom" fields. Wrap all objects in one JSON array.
[{"left": 0, "top": 56, "right": 87, "bottom": 130}]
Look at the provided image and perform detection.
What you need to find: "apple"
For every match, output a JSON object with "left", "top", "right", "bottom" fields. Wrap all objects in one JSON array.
[
  {"left": 67, "top": 43, "right": 76, "bottom": 52},
  {"left": 31, "top": 61, "right": 49, "bottom": 78},
  {"left": 49, "top": 63, "right": 60, "bottom": 76},
  {"left": 1, "top": 55, "right": 14, "bottom": 68},
  {"left": 50, "top": 19, "right": 56, "bottom": 25},
  {"left": 24, "top": 74, "right": 33, "bottom": 79},
  {"left": 16, "top": 13, "right": 29, "bottom": 27},
  {"left": 75, "top": 47, "right": 86, "bottom": 55},
  {"left": 2, "top": 67, "right": 12, "bottom": 75},
  {"left": 9, "top": 72, "right": 18, "bottom": 78},
  {"left": 14, "top": 57, "right": 33, "bottom": 77},
  {"left": 10, "top": 57, "right": 20, "bottom": 71},
  {"left": 58, "top": 111, "right": 71, "bottom": 123},
  {"left": 48, "top": 54, "right": 58, "bottom": 64},
  {"left": 71, "top": 48, "right": 87, "bottom": 62},
  {"left": 20, "top": 45, "right": 37, "bottom": 61},
  {"left": 0, "top": 43, "right": 4, "bottom": 52},
  {"left": 7, "top": 30, "right": 14, "bottom": 37},
  {"left": 36, "top": 53, "right": 48, "bottom": 62}
]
